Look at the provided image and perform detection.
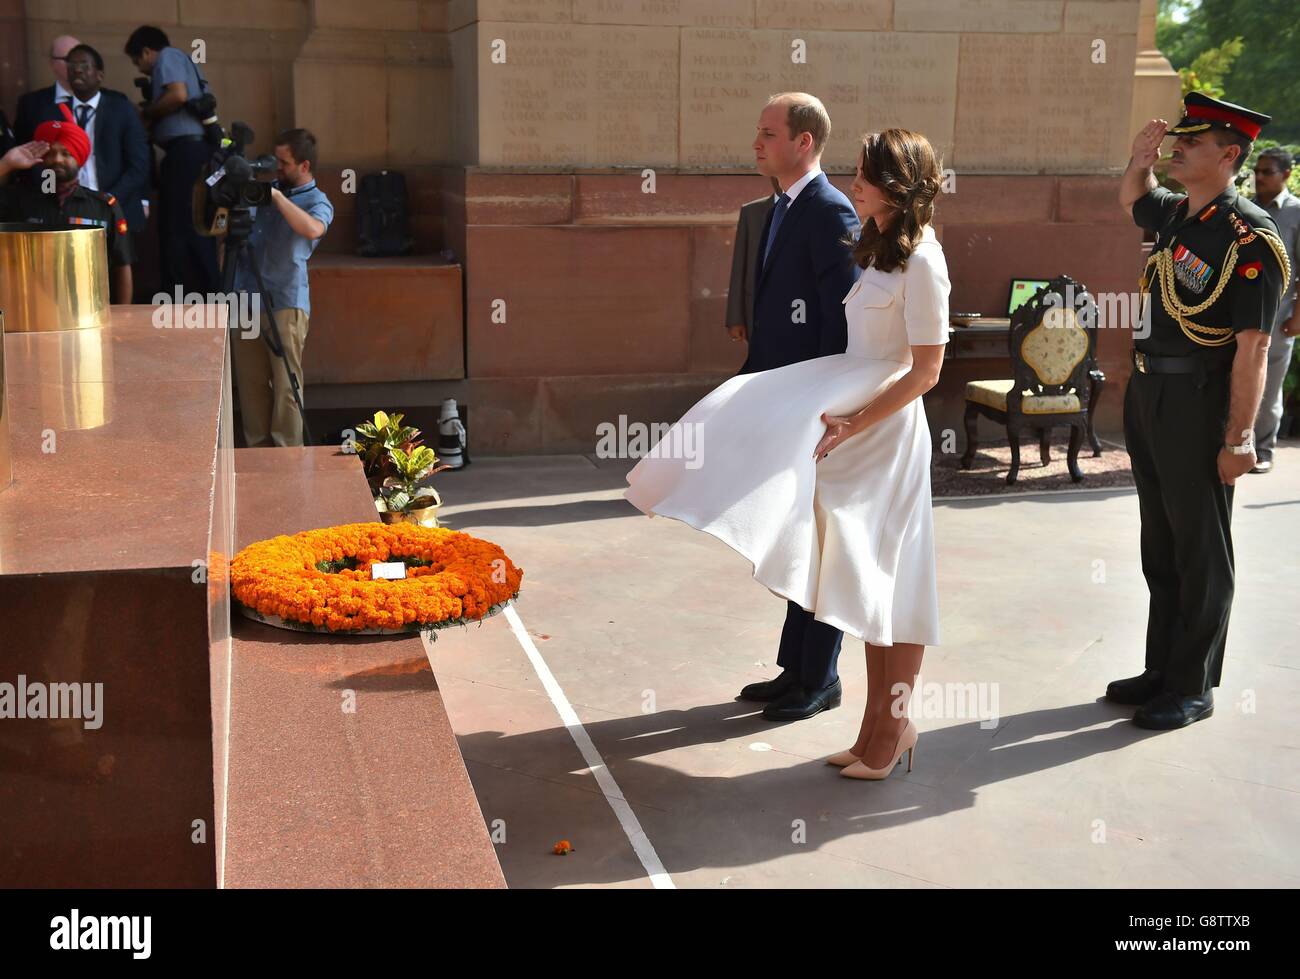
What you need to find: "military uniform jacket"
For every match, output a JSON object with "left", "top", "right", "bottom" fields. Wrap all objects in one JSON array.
[
  {"left": 1133, "top": 185, "right": 1290, "bottom": 358},
  {"left": 0, "top": 181, "right": 134, "bottom": 268}
]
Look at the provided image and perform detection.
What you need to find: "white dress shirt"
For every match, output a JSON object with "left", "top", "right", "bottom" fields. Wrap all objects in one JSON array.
[
  {"left": 56, "top": 88, "right": 100, "bottom": 190},
  {"left": 781, "top": 164, "right": 823, "bottom": 207}
]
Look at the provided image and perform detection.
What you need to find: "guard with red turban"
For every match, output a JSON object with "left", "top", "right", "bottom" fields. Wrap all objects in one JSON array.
[
  {"left": 33, "top": 103, "right": 93, "bottom": 171},
  {"left": 0, "top": 103, "right": 134, "bottom": 303}
]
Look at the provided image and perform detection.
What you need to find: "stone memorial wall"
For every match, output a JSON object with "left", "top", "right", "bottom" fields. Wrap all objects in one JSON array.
[
  {"left": 9, "top": 1, "right": 1175, "bottom": 451},
  {"left": 453, "top": 0, "right": 1140, "bottom": 173}
]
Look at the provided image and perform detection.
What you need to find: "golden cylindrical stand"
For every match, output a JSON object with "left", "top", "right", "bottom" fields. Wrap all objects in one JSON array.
[
  {"left": 0, "top": 224, "right": 109, "bottom": 333},
  {"left": 0, "top": 225, "right": 114, "bottom": 443}
]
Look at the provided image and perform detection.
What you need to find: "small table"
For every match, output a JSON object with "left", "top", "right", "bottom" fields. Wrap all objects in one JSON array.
[{"left": 945, "top": 317, "right": 1012, "bottom": 360}]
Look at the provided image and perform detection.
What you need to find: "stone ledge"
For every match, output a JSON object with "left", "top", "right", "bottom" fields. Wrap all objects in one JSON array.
[{"left": 223, "top": 446, "right": 506, "bottom": 888}]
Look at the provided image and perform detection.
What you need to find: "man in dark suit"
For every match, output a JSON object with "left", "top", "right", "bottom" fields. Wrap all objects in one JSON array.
[
  {"left": 736, "top": 92, "right": 862, "bottom": 722},
  {"left": 0, "top": 110, "right": 14, "bottom": 156},
  {"left": 725, "top": 180, "right": 777, "bottom": 344}
]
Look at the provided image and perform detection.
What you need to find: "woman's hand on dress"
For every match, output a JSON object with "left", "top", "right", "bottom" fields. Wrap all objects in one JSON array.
[{"left": 814, "top": 411, "right": 859, "bottom": 462}]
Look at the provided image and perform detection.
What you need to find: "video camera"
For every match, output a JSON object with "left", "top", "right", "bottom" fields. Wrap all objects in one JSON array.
[
  {"left": 194, "top": 120, "right": 314, "bottom": 446},
  {"left": 193, "top": 121, "right": 276, "bottom": 237},
  {"left": 134, "top": 75, "right": 222, "bottom": 146}
]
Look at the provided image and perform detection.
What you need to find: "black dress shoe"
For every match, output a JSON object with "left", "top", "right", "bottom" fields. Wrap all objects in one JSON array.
[
  {"left": 1105, "top": 669, "right": 1164, "bottom": 705},
  {"left": 1133, "top": 690, "right": 1214, "bottom": 730},
  {"left": 738, "top": 671, "right": 798, "bottom": 702},
  {"left": 762, "top": 679, "right": 842, "bottom": 721}
]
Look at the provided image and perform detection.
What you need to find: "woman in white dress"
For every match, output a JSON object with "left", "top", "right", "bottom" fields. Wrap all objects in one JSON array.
[{"left": 624, "top": 129, "right": 949, "bottom": 780}]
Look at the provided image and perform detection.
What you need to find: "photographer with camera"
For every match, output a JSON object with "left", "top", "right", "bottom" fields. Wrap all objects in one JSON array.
[
  {"left": 124, "top": 24, "right": 218, "bottom": 297},
  {"left": 228, "top": 129, "right": 333, "bottom": 448}
]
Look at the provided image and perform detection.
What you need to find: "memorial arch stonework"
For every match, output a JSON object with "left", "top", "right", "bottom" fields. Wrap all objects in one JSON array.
[{"left": 7, "top": 0, "right": 1182, "bottom": 451}]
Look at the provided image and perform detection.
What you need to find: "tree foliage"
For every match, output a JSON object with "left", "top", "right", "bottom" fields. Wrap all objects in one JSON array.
[{"left": 1156, "top": 0, "right": 1300, "bottom": 143}]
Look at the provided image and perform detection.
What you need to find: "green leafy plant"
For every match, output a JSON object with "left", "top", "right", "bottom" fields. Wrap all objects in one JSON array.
[
  {"left": 1177, "top": 36, "right": 1243, "bottom": 100},
  {"left": 1157, "top": 0, "right": 1300, "bottom": 144},
  {"left": 351, "top": 410, "right": 424, "bottom": 494},
  {"left": 378, "top": 444, "right": 453, "bottom": 516}
]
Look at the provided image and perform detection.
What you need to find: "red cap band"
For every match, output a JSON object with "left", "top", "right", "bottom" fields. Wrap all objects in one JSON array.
[{"left": 1183, "top": 103, "right": 1263, "bottom": 140}]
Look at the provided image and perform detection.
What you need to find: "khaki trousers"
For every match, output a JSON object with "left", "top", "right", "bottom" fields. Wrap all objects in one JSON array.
[{"left": 231, "top": 306, "right": 309, "bottom": 447}]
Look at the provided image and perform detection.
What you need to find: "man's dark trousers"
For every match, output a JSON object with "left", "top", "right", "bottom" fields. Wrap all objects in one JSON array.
[
  {"left": 776, "top": 601, "right": 843, "bottom": 691},
  {"left": 736, "top": 172, "right": 858, "bottom": 694},
  {"left": 158, "top": 136, "right": 218, "bottom": 295},
  {"left": 1124, "top": 366, "right": 1235, "bottom": 696}
]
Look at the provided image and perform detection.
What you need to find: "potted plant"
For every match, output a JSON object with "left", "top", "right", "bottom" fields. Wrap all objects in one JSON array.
[
  {"left": 352, "top": 410, "right": 424, "bottom": 497},
  {"left": 376, "top": 445, "right": 453, "bottom": 527}
]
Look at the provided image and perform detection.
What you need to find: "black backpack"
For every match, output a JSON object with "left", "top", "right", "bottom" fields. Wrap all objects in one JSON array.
[{"left": 357, "top": 170, "right": 414, "bottom": 257}]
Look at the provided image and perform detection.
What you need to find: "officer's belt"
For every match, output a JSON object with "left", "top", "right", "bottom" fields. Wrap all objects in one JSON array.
[{"left": 1132, "top": 349, "right": 1231, "bottom": 375}]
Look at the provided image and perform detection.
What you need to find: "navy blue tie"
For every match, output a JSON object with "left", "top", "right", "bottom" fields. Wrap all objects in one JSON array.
[{"left": 762, "top": 192, "right": 790, "bottom": 269}]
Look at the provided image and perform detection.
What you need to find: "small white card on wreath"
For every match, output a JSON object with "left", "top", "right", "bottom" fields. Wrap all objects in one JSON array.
[{"left": 371, "top": 562, "right": 408, "bottom": 580}]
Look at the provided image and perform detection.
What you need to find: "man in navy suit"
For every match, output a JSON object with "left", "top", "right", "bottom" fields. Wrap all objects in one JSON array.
[{"left": 736, "top": 92, "right": 861, "bottom": 722}]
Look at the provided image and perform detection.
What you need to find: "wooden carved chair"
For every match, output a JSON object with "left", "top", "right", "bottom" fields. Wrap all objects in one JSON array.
[{"left": 961, "top": 275, "right": 1100, "bottom": 484}]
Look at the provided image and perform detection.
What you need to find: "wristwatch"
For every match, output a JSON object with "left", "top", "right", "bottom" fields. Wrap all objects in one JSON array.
[{"left": 1226, "top": 428, "right": 1255, "bottom": 455}]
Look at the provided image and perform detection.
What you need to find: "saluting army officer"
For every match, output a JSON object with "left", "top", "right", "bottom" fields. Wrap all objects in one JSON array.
[
  {"left": 1113, "top": 93, "right": 1290, "bottom": 729},
  {"left": 0, "top": 107, "right": 133, "bottom": 303}
]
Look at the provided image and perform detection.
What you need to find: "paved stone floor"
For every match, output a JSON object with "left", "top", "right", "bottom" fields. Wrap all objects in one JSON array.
[{"left": 423, "top": 440, "right": 1300, "bottom": 889}]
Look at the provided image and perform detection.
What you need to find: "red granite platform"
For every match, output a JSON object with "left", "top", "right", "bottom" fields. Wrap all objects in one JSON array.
[
  {"left": 0, "top": 306, "right": 233, "bottom": 887},
  {"left": 222, "top": 446, "right": 505, "bottom": 888}
]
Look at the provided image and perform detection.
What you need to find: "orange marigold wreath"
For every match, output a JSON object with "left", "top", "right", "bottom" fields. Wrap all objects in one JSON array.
[{"left": 230, "top": 522, "right": 522, "bottom": 634}]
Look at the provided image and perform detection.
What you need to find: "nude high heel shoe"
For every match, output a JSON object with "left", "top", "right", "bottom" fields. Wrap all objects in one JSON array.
[
  {"left": 840, "top": 721, "right": 917, "bottom": 780},
  {"left": 825, "top": 749, "right": 863, "bottom": 767}
]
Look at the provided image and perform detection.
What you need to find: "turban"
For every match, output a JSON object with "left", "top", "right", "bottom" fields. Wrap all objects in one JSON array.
[{"left": 34, "top": 103, "right": 91, "bottom": 168}]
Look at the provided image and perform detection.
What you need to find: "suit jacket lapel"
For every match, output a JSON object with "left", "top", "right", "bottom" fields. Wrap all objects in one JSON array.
[
  {"left": 755, "top": 173, "right": 823, "bottom": 291},
  {"left": 92, "top": 102, "right": 103, "bottom": 164},
  {"left": 754, "top": 203, "right": 776, "bottom": 293}
]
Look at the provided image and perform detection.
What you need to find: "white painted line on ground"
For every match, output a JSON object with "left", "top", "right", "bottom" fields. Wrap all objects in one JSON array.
[{"left": 503, "top": 603, "right": 676, "bottom": 889}]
